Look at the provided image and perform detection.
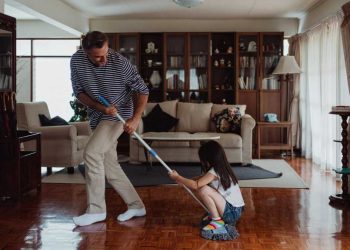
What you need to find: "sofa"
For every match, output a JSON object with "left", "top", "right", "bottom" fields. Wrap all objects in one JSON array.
[{"left": 129, "top": 100, "right": 256, "bottom": 164}]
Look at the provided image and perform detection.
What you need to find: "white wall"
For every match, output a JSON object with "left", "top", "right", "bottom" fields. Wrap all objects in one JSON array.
[
  {"left": 17, "top": 20, "right": 79, "bottom": 38},
  {"left": 90, "top": 18, "right": 299, "bottom": 37},
  {"left": 299, "top": 0, "right": 348, "bottom": 33}
]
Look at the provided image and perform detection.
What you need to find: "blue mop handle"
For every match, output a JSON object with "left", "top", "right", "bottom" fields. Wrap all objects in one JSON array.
[
  {"left": 98, "top": 95, "right": 168, "bottom": 171},
  {"left": 98, "top": 95, "right": 209, "bottom": 213}
]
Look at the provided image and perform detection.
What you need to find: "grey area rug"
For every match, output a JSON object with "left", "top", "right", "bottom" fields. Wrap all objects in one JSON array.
[{"left": 78, "top": 162, "right": 282, "bottom": 187}]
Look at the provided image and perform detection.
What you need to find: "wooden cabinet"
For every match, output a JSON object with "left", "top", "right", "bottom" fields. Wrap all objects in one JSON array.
[
  {"left": 0, "top": 13, "right": 41, "bottom": 200},
  {"left": 108, "top": 31, "right": 284, "bottom": 155}
]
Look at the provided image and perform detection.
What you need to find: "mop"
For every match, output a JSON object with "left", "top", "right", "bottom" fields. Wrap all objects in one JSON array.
[{"left": 98, "top": 95, "right": 238, "bottom": 241}]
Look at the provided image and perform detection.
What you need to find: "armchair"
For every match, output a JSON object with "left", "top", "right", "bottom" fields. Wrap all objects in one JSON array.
[{"left": 16, "top": 101, "right": 91, "bottom": 174}]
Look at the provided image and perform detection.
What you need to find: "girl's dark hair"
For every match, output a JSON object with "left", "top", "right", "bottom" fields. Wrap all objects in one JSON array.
[
  {"left": 198, "top": 140, "right": 238, "bottom": 190},
  {"left": 81, "top": 31, "right": 108, "bottom": 50}
]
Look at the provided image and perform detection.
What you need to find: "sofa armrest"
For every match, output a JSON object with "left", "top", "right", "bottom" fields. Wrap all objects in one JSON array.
[
  {"left": 241, "top": 114, "right": 256, "bottom": 164},
  {"left": 69, "top": 121, "right": 92, "bottom": 135},
  {"left": 31, "top": 125, "right": 78, "bottom": 140}
]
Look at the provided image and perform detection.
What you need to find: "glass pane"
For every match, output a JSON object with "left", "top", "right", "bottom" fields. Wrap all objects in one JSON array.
[
  {"left": 16, "top": 58, "right": 31, "bottom": 102},
  {"left": 33, "top": 58, "right": 74, "bottom": 121},
  {"left": 33, "top": 40, "right": 80, "bottom": 56},
  {"left": 189, "top": 68, "right": 207, "bottom": 90},
  {"left": 166, "top": 69, "right": 185, "bottom": 90},
  {"left": 17, "top": 40, "right": 31, "bottom": 56},
  {"left": 0, "top": 30, "right": 12, "bottom": 90}
]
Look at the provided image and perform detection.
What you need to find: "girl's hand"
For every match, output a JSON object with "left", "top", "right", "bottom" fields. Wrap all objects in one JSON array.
[{"left": 168, "top": 170, "right": 180, "bottom": 180}]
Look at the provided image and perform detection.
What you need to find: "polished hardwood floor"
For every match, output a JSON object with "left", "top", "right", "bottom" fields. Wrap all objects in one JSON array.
[{"left": 1, "top": 157, "right": 350, "bottom": 249}]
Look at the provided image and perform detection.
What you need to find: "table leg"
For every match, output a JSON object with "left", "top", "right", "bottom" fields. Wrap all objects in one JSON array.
[
  {"left": 329, "top": 114, "right": 350, "bottom": 207},
  {"left": 143, "top": 140, "right": 153, "bottom": 170},
  {"left": 257, "top": 125, "right": 261, "bottom": 159}
]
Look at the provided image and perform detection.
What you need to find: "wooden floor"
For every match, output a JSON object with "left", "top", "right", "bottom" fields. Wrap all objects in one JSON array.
[{"left": 1, "top": 157, "right": 350, "bottom": 249}]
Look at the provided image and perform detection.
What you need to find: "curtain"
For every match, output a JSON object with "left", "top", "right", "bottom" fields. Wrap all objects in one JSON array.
[
  {"left": 299, "top": 13, "right": 349, "bottom": 172},
  {"left": 288, "top": 35, "right": 301, "bottom": 149}
]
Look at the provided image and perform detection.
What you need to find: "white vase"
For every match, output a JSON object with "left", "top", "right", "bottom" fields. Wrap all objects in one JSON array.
[{"left": 150, "top": 70, "right": 161, "bottom": 88}]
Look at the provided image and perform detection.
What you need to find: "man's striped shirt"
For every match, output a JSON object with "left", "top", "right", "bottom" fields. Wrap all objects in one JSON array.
[{"left": 70, "top": 49, "right": 149, "bottom": 129}]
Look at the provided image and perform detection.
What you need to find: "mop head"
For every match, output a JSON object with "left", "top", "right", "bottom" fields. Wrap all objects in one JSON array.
[{"left": 200, "top": 224, "right": 239, "bottom": 241}]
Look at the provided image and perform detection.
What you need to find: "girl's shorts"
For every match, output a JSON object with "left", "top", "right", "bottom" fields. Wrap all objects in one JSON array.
[{"left": 222, "top": 202, "right": 244, "bottom": 225}]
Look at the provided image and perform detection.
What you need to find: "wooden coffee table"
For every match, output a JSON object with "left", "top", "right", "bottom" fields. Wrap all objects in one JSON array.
[{"left": 132, "top": 132, "right": 220, "bottom": 168}]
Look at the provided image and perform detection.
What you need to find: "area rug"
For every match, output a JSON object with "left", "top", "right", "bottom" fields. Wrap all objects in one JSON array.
[{"left": 42, "top": 159, "right": 308, "bottom": 189}]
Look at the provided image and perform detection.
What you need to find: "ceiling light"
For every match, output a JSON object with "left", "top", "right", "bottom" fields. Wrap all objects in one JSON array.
[{"left": 173, "top": 0, "right": 204, "bottom": 8}]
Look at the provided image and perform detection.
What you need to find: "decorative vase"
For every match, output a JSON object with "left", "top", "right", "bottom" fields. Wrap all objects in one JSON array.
[{"left": 150, "top": 70, "right": 161, "bottom": 88}]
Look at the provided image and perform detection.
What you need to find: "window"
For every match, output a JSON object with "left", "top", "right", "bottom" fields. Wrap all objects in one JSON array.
[{"left": 16, "top": 39, "right": 80, "bottom": 121}]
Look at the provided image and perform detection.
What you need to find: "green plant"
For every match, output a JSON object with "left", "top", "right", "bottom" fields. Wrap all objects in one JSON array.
[{"left": 69, "top": 95, "right": 88, "bottom": 122}]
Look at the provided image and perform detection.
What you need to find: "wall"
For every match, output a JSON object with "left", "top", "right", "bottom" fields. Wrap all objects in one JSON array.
[
  {"left": 90, "top": 18, "right": 299, "bottom": 37},
  {"left": 17, "top": 20, "right": 79, "bottom": 38},
  {"left": 299, "top": 0, "right": 348, "bottom": 33}
]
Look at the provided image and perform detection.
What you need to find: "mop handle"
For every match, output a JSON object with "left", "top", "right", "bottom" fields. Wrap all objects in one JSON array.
[{"left": 98, "top": 95, "right": 209, "bottom": 213}]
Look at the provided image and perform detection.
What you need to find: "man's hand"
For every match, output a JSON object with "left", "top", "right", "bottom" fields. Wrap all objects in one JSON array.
[
  {"left": 124, "top": 116, "right": 141, "bottom": 134},
  {"left": 168, "top": 170, "right": 180, "bottom": 181},
  {"left": 102, "top": 105, "right": 117, "bottom": 116}
]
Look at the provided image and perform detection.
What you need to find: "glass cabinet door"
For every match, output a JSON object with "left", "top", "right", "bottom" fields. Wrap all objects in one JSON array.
[
  {"left": 189, "top": 33, "right": 209, "bottom": 103},
  {"left": 261, "top": 33, "right": 283, "bottom": 90},
  {"left": 211, "top": 32, "right": 235, "bottom": 104},
  {"left": 165, "top": 33, "right": 186, "bottom": 101},
  {"left": 0, "top": 29, "right": 13, "bottom": 90},
  {"left": 237, "top": 34, "right": 258, "bottom": 90},
  {"left": 118, "top": 34, "right": 139, "bottom": 69}
]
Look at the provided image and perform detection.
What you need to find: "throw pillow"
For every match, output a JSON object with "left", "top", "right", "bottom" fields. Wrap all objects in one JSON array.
[
  {"left": 39, "top": 114, "right": 69, "bottom": 126},
  {"left": 212, "top": 107, "right": 242, "bottom": 134},
  {"left": 142, "top": 104, "right": 179, "bottom": 132}
]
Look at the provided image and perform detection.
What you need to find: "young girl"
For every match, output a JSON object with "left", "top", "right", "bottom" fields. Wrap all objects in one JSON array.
[{"left": 168, "top": 140, "right": 244, "bottom": 231}]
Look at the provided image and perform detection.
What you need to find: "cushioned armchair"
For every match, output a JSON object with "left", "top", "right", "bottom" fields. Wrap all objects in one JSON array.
[{"left": 16, "top": 102, "right": 91, "bottom": 174}]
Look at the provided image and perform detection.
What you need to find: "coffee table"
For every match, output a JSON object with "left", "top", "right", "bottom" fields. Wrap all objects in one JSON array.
[{"left": 132, "top": 132, "right": 220, "bottom": 168}]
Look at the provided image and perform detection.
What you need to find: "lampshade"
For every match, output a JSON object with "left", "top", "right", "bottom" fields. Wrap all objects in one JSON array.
[
  {"left": 173, "top": 0, "right": 204, "bottom": 8},
  {"left": 272, "top": 56, "right": 302, "bottom": 75}
]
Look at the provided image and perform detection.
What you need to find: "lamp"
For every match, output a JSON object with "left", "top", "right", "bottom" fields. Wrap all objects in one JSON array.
[
  {"left": 173, "top": 0, "right": 204, "bottom": 8},
  {"left": 272, "top": 56, "right": 302, "bottom": 122}
]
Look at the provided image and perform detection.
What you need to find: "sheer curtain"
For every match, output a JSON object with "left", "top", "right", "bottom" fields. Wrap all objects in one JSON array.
[{"left": 299, "top": 14, "right": 349, "bottom": 172}]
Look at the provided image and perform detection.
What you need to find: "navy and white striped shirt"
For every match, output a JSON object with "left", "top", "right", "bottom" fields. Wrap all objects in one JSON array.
[{"left": 70, "top": 49, "right": 149, "bottom": 129}]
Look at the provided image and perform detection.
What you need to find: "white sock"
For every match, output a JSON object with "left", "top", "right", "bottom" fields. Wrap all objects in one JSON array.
[
  {"left": 73, "top": 213, "right": 106, "bottom": 227},
  {"left": 117, "top": 208, "right": 146, "bottom": 222}
]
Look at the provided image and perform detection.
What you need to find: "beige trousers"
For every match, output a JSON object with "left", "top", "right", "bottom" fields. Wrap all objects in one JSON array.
[{"left": 83, "top": 120, "right": 144, "bottom": 213}]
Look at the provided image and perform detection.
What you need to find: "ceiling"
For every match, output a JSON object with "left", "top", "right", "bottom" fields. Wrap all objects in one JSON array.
[{"left": 6, "top": 0, "right": 323, "bottom": 20}]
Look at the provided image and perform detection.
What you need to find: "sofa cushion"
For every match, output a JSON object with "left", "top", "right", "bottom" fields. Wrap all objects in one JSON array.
[
  {"left": 189, "top": 132, "right": 242, "bottom": 148},
  {"left": 142, "top": 104, "right": 179, "bottom": 132},
  {"left": 210, "top": 104, "right": 246, "bottom": 131},
  {"left": 176, "top": 102, "right": 213, "bottom": 132},
  {"left": 144, "top": 100, "right": 178, "bottom": 117},
  {"left": 39, "top": 114, "right": 69, "bottom": 126},
  {"left": 212, "top": 107, "right": 242, "bottom": 134}
]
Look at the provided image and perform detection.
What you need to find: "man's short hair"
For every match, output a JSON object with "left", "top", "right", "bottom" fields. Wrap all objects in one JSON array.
[{"left": 82, "top": 31, "right": 108, "bottom": 50}]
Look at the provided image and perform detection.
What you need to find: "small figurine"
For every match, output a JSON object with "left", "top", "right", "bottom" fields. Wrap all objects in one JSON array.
[
  {"left": 227, "top": 60, "right": 232, "bottom": 67},
  {"left": 227, "top": 46, "right": 233, "bottom": 54},
  {"left": 220, "top": 58, "right": 225, "bottom": 67},
  {"left": 214, "top": 48, "right": 220, "bottom": 54},
  {"left": 214, "top": 60, "right": 219, "bottom": 67}
]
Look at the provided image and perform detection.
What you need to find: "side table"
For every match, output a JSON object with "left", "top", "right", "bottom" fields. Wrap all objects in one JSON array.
[
  {"left": 257, "top": 121, "right": 293, "bottom": 159},
  {"left": 0, "top": 130, "right": 41, "bottom": 200},
  {"left": 329, "top": 110, "right": 350, "bottom": 207}
]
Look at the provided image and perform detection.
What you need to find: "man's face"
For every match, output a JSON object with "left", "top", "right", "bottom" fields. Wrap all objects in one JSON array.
[{"left": 85, "top": 42, "right": 108, "bottom": 67}]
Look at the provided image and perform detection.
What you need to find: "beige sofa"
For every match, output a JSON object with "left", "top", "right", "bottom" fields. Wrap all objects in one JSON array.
[
  {"left": 16, "top": 102, "right": 91, "bottom": 174},
  {"left": 129, "top": 100, "right": 256, "bottom": 164}
]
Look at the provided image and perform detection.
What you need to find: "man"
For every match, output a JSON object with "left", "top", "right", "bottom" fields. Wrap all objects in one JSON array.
[{"left": 71, "top": 31, "right": 149, "bottom": 226}]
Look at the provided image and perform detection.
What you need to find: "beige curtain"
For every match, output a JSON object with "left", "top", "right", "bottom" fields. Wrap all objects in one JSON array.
[
  {"left": 288, "top": 35, "right": 301, "bottom": 148},
  {"left": 341, "top": 2, "right": 350, "bottom": 88}
]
